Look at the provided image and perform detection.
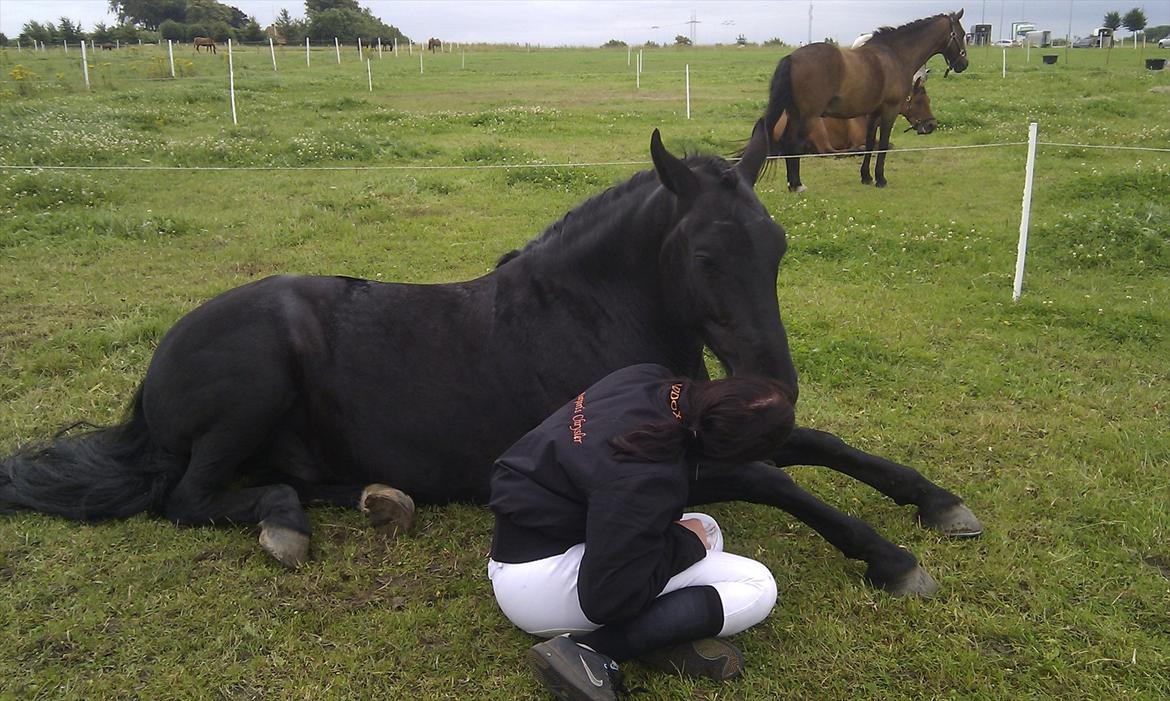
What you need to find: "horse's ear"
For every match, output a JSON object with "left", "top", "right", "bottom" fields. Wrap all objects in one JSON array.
[
  {"left": 650, "top": 129, "right": 699, "bottom": 200},
  {"left": 954, "top": 8, "right": 964, "bottom": 20},
  {"left": 736, "top": 118, "right": 769, "bottom": 188}
]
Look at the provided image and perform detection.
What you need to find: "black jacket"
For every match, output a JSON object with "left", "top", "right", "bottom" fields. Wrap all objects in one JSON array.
[{"left": 488, "top": 364, "right": 707, "bottom": 624}]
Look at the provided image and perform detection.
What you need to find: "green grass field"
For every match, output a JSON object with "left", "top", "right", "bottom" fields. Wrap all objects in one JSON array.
[{"left": 1, "top": 41, "right": 1168, "bottom": 699}]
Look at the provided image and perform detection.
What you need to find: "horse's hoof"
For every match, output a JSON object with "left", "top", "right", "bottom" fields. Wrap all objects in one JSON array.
[
  {"left": 918, "top": 503, "right": 983, "bottom": 538},
  {"left": 258, "top": 521, "right": 310, "bottom": 568},
  {"left": 361, "top": 484, "right": 415, "bottom": 539},
  {"left": 860, "top": 178, "right": 873, "bottom": 186},
  {"left": 875, "top": 180, "right": 887, "bottom": 188},
  {"left": 880, "top": 565, "right": 939, "bottom": 597},
  {"left": 788, "top": 184, "right": 807, "bottom": 193}
]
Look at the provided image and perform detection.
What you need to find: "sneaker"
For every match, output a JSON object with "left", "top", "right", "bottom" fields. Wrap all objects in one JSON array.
[
  {"left": 639, "top": 637, "right": 744, "bottom": 681},
  {"left": 526, "top": 635, "right": 623, "bottom": 701}
]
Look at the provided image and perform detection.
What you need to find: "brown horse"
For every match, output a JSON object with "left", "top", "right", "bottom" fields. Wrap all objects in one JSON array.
[
  {"left": 764, "top": 10, "right": 968, "bottom": 191},
  {"left": 193, "top": 36, "right": 217, "bottom": 54},
  {"left": 772, "top": 69, "right": 936, "bottom": 155},
  {"left": 427, "top": 37, "right": 442, "bottom": 52}
]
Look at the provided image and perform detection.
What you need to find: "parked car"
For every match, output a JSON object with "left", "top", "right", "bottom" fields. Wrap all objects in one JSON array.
[
  {"left": 993, "top": 39, "right": 1014, "bottom": 47},
  {"left": 1159, "top": 36, "right": 1170, "bottom": 49},
  {"left": 1072, "top": 36, "right": 1098, "bottom": 48}
]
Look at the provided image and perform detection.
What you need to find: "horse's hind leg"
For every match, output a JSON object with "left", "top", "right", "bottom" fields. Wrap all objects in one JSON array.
[
  {"left": 775, "top": 428, "right": 983, "bottom": 537},
  {"left": 874, "top": 115, "right": 895, "bottom": 187},
  {"left": 780, "top": 115, "right": 806, "bottom": 193},
  {"left": 689, "top": 462, "right": 937, "bottom": 596},
  {"left": 860, "top": 115, "right": 879, "bottom": 184},
  {"left": 287, "top": 480, "right": 415, "bottom": 539}
]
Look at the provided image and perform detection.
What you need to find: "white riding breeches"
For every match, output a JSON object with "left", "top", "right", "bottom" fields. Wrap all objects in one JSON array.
[{"left": 488, "top": 512, "right": 777, "bottom": 638}]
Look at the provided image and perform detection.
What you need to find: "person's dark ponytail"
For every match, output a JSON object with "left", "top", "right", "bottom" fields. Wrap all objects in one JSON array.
[{"left": 610, "top": 376, "right": 796, "bottom": 464}]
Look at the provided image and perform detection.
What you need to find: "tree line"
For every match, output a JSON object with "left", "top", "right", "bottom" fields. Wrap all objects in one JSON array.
[{"left": 2, "top": 0, "right": 409, "bottom": 47}]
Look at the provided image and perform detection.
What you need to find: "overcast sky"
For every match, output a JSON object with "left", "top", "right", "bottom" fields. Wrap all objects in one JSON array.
[{"left": 3, "top": 1, "right": 1169, "bottom": 44}]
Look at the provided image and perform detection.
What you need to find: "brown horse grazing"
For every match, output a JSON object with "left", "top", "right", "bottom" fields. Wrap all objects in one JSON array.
[
  {"left": 764, "top": 10, "right": 968, "bottom": 191},
  {"left": 427, "top": 37, "right": 442, "bottom": 52},
  {"left": 193, "top": 36, "right": 217, "bottom": 54},
  {"left": 771, "top": 69, "right": 936, "bottom": 155}
]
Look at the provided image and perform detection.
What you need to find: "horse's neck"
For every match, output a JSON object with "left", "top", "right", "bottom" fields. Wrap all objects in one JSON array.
[{"left": 882, "top": 20, "right": 949, "bottom": 77}]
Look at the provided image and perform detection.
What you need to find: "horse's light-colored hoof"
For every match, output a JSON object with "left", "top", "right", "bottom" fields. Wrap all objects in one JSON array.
[
  {"left": 788, "top": 184, "right": 808, "bottom": 193},
  {"left": 918, "top": 503, "right": 984, "bottom": 538},
  {"left": 360, "top": 484, "right": 415, "bottom": 539},
  {"left": 258, "top": 521, "right": 310, "bottom": 568},
  {"left": 881, "top": 565, "right": 939, "bottom": 597}
]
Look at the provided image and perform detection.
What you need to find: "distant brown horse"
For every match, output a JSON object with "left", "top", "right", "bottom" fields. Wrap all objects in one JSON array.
[
  {"left": 100, "top": 43, "right": 115, "bottom": 51},
  {"left": 427, "top": 37, "right": 442, "bottom": 52},
  {"left": 772, "top": 69, "right": 936, "bottom": 155},
  {"left": 764, "top": 10, "right": 968, "bottom": 191},
  {"left": 193, "top": 36, "right": 217, "bottom": 54}
]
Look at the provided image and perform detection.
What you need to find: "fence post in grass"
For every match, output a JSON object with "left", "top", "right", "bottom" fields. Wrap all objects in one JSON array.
[
  {"left": 15, "top": 39, "right": 19, "bottom": 52},
  {"left": 394, "top": 37, "right": 398, "bottom": 56},
  {"left": 685, "top": 64, "right": 691, "bottom": 118},
  {"left": 358, "top": 37, "right": 363, "bottom": 59},
  {"left": 367, "top": 58, "right": 372, "bottom": 91},
  {"left": 269, "top": 37, "right": 277, "bottom": 71},
  {"left": 419, "top": 51, "right": 424, "bottom": 74},
  {"left": 306, "top": 37, "right": 311, "bottom": 66},
  {"left": 335, "top": 37, "right": 341, "bottom": 63},
  {"left": 1002, "top": 48, "right": 1006, "bottom": 77},
  {"left": 64, "top": 40, "right": 69, "bottom": 54},
  {"left": 1013, "top": 122, "right": 1039, "bottom": 301},
  {"left": 116, "top": 40, "right": 120, "bottom": 50},
  {"left": 168, "top": 39, "right": 175, "bottom": 78},
  {"left": 80, "top": 40, "right": 90, "bottom": 90},
  {"left": 378, "top": 37, "right": 382, "bottom": 58},
  {"left": 228, "top": 38, "right": 238, "bottom": 125}
]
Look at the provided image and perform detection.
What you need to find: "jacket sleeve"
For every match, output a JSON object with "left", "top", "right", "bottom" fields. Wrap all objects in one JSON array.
[{"left": 576, "top": 466, "right": 707, "bottom": 625}]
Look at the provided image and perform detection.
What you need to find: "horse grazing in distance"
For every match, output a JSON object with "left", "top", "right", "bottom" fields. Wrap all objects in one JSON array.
[
  {"left": 193, "top": 36, "right": 217, "bottom": 54},
  {"left": 764, "top": 10, "right": 968, "bottom": 190},
  {"left": 771, "top": 68, "right": 936, "bottom": 156},
  {"left": 100, "top": 43, "right": 115, "bottom": 51},
  {"left": 0, "top": 122, "right": 980, "bottom": 597},
  {"left": 428, "top": 37, "right": 442, "bottom": 52}
]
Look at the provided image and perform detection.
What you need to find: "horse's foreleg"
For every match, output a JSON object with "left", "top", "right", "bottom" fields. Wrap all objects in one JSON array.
[
  {"left": 286, "top": 479, "right": 415, "bottom": 539},
  {"left": 860, "top": 115, "right": 879, "bottom": 184},
  {"left": 774, "top": 427, "right": 983, "bottom": 537},
  {"left": 875, "top": 115, "right": 895, "bottom": 187},
  {"left": 689, "top": 461, "right": 936, "bottom": 595}
]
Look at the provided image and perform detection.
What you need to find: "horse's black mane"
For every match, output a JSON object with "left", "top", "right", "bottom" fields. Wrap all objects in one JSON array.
[
  {"left": 870, "top": 13, "right": 948, "bottom": 41},
  {"left": 495, "top": 154, "right": 733, "bottom": 267}
]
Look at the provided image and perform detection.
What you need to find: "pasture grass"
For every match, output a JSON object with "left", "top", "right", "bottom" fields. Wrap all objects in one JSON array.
[{"left": 1, "top": 42, "right": 1169, "bottom": 700}]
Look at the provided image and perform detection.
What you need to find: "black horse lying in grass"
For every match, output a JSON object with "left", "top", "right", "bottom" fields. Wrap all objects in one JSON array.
[{"left": 0, "top": 122, "right": 980, "bottom": 596}]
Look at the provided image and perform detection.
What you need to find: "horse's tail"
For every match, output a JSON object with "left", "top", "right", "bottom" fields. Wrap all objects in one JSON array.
[
  {"left": 763, "top": 56, "right": 795, "bottom": 145},
  {"left": 0, "top": 387, "right": 182, "bottom": 521}
]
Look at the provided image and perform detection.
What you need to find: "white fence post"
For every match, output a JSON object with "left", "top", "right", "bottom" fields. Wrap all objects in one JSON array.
[
  {"left": 1013, "top": 122, "right": 1039, "bottom": 301},
  {"left": 1002, "top": 48, "right": 1007, "bottom": 78},
  {"left": 378, "top": 37, "right": 382, "bottom": 58},
  {"left": 335, "top": 37, "right": 340, "bottom": 64},
  {"left": 228, "top": 38, "right": 238, "bottom": 125},
  {"left": 64, "top": 40, "right": 69, "bottom": 54},
  {"left": 358, "top": 37, "right": 363, "bottom": 58},
  {"left": 306, "top": 37, "right": 311, "bottom": 66},
  {"left": 367, "top": 58, "right": 373, "bottom": 91},
  {"left": 419, "top": 51, "right": 424, "bottom": 74},
  {"left": 80, "top": 40, "right": 90, "bottom": 90},
  {"left": 269, "top": 37, "right": 277, "bottom": 71},
  {"left": 168, "top": 39, "right": 175, "bottom": 78},
  {"left": 685, "top": 64, "right": 691, "bottom": 118}
]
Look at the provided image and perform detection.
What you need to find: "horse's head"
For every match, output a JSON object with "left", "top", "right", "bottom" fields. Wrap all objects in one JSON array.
[
  {"left": 942, "top": 9, "right": 969, "bottom": 74},
  {"left": 650, "top": 121, "right": 798, "bottom": 401},
  {"left": 902, "top": 70, "right": 937, "bottom": 134}
]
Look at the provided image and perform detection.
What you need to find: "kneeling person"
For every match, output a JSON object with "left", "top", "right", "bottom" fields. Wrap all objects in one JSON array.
[{"left": 487, "top": 363, "right": 795, "bottom": 700}]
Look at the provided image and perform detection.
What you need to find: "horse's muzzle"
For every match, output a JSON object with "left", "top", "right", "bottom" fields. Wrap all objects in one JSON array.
[{"left": 906, "top": 119, "right": 937, "bottom": 135}]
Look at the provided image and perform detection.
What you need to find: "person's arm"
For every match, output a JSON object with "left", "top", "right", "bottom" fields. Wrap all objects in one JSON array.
[{"left": 576, "top": 468, "right": 707, "bottom": 625}]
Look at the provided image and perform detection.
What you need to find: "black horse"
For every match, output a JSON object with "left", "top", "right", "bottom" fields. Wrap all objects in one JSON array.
[{"left": 0, "top": 123, "right": 980, "bottom": 596}]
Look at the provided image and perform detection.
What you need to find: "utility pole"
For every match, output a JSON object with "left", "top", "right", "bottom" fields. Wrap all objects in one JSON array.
[
  {"left": 807, "top": 3, "right": 813, "bottom": 45},
  {"left": 686, "top": 11, "right": 700, "bottom": 44}
]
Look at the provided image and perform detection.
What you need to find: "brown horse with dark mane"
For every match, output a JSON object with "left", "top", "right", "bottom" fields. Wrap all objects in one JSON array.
[
  {"left": 427, "top": 37, "right": 442, "bottom": 52},
  {"left": 772, "top": 68, "right": 936, "bottom": 155},
  {"left": 764, "top": 10, "right": 967, "bottom": 190},
  {"left": 193, "top": 36, "right": 217, "bottom": 54}
]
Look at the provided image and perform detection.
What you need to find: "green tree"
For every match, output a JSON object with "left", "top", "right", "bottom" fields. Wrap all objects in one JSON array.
[
  {"left": 601, "top": 39, "right": 627, "bottom": 48},
  {"left": 1103, "top": 11, "right": 1121, "bottom": 31},
  {"left": 673, "top": 34, "right": 691, "bottom": 46},
  {"left": 273, "top": 9, "right": 308, "bottom": 44},
  {"left": 57, "top": 17, "right": 84, "bottom": 42},
  {"left": 1122, "top": 7, "right": 1147, "bottom": 34},
  {"left": 158, "top": 19, "right": 186, "bottom": 41},
  {"left": 108, "top": 0, "right": 186, "bottom": 29},
  {"left": 20, "top": 21, "right": 58, "bottom": 43}
]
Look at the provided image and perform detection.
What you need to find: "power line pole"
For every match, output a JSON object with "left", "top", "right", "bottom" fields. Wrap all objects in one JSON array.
[
  {"left": 808, "top": 3, "right": 813, "bottom": 45},
  {"left": 687, "top": 11, "right": 700, "bottom": 44}
]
